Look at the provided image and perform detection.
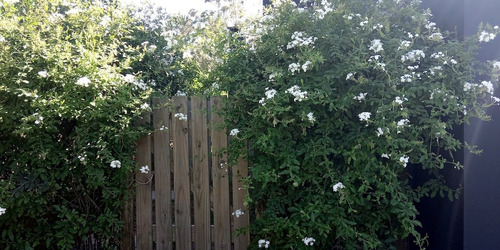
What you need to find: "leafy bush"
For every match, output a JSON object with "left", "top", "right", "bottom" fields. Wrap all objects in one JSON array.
[
  {"left": 0, "top": 0, "right": 151, "bottom": 248},
  {"left": 219, "top": 0, "right": 499, "bottom": 248}
]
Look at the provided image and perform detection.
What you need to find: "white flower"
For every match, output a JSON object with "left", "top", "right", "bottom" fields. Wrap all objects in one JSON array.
[
  {"left": 450, "top": 59, "right": 458, "bottom": 65},
  {"left": 369, "top": 39, "right": 384, "bottom": 53},
  {"left": 288, "top": 63, "right": 301, "bottom": 75},
  {"left": 394, "top": 96, "right": 408, "bottom": 105},
  {"left": 463, "top": 82, "right": 477, "bottom": 92},
  {"left": 33, "top": 113, "right": 44, "bottom": 124},
  {"left": 371, "top": 23, "right": 383, "bottom": 30},
  {"left": 0, "top": 207, "right": 6, "bottom": 216},
  {"left": 400, "top": 74, "right": 413, "bottom": 83},
  {"left": 399, "top": 155, "right": 409, "bottom": 167},
  {"left": 174, "top": 113, "right": 188, "bottom": 121},
  {"left": 76, "top": 76, "right": 91, "bottom": 87},
  {"left": 302, "top": 61, "right": 312, "bottom": 72},
  {"left": 230, "top": 128, "right": 240, "bottom": 136},
  {"left": 38, "top": 70, "right": 48, "bottom": 78},
  {"left": 430, "top": 51, "right": 445, "bottom": 59},
  {"left": 479, "top": 31, "right": 496, "bottom": 43},
  {"left": 358, "top": 112, "right": 371, "bottom": 122},
  {"left": 346, "top": 72, "right": 355, "bottom": 80},
  {"left": 265, "top": 88, "right": 277, "bottom": 99},
  {"left": 65, "top": 8, "right": 82, "bottom": 15},
  {"left": 425, "top": 21, "right": 436, "bottom": 30},
  {"left": 397, "top": 119, "right": 410, "bottom": 127},
  {"left": 428, "top": 32, "right": 443, "bottom": 41},
  {"left": 492, "top": 61, "right": 500, "bottom": 69},
  {"left": 353, "top": 93, "right": 367, "bottom": 102},
  {"left": 495, "top": 26, "right": 499, "bottom": 30},
  {"left": 398, "top": 40, "right": 411, "bottom": 50},
  {"left": 302, "top": 237, "right": 316, "bottom": 246},
  {"left": 99, "top": 15, "right": 111, "bottom": 27},
  {"left": 286, "top": 31, "right": 317, "bottom": 50},
  {"left": 0, "top": 35, "right": 5, "bottom": 42},
  {"left": 175, "top": 90, "right": 187, "bottom": 96},
  {"left": 360, "top": 20, "right": 368, "bottom": 27},
  {"left": 140, "top": 103, "right": 151, "bottom": 111},
  {"left": 481, "top": 81, "right": 494, "bottom": 94},
  {"left": 140, "top": 165, "right": 150, "bottom": 174},
  {"left": 258, "top": 239, "right": 270, "bottom": 248},
  {"left": 232, "top": 209, "right": 244, "bottom": 218},
  {"left": 78, "top": 154, "right": 86, "bottom": 162},
  {"left": 110, "top": 160, "right": 121, "bottom": 169},
  {"left": 376, "top": 127, "right": 384, "bottom": 137},
  {"left": 332, "top": 182, "right": 345, "bottom": 192},
  {"left": 159, "top": 125, "right": 168, "bottom": 131},
  {"left": 381, "top": 153, "right": 390, "bottom": 159},
  {"left": 285, "top": 85, "right": 308, "bottom": 102},
  {"left": 123, "top": 74, "right": 136, "bottom": 83},
  {"left": 269, "top": 73, "right": 277, "bottom": 82},
  {"left": 401, "top": 50, "right": 425, "bottom": 63},
  {"left": 307, "top": 112, "right": 315, "bottom": 122}
]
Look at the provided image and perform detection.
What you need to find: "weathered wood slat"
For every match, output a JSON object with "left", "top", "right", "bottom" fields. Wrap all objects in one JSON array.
[
  {"left": 210, "top": 97, "right": 232, "bottom": 250},
  {"left": 136, "top": 112, "right": 153, "bottom": 250},
  {"left": 153, "top": 97, "right": 173, "bottom": 250},
  {"left": 232, "top": 154, "right": 250, "bottom": 249},
  {"left": 190, "top": 97, "right": 211, "bottom": 250},
  {"left": 172, "top": 96, "right": 192, "bottom": 250}
]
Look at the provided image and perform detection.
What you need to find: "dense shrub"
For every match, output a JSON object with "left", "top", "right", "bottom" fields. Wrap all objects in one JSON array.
[
  {"left": 0, "top": 0, "right": 151, "bottom": 248},
  {"left": 219, "top": 0, "right": 499, "bottom": 248}
]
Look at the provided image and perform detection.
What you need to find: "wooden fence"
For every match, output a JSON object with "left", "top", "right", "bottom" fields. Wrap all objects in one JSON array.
[{"left": 122, "top": 96, "right": 250, "bottom": 250}]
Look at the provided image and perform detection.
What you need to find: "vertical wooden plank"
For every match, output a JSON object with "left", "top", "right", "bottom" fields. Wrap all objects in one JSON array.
[
  {"left": 136, "top": 112, "right": 153, "bottom": 250},
  {"left": 153, "top": 97, "right": 172, "bottom": 250},
  {"left": 232, "top": 155, "right": 250, "bottom": 249},
  {"left": 172, "top": 96, "right": 191, "bottom": 250},
  {"left": 190, "top": 97, "right": 211, "bottom": 250},
  {"left": 120, "top": 172, "right": 134, "bottom": 250},
  {"left": 210, "top": 97, "right": 231, "bottom": 250}
]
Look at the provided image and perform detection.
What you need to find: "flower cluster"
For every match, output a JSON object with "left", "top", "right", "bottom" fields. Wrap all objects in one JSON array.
[
  {"left": 285, "top": 85, "right": 308, "bottom": 102},
  {"left": 232, "top": 209, "right": 244, "bottom": 218},
  {"left": 307, "top": 112, "right": 315, "bottom": 122},
  {"left": 38, "top": 70, "right": 48, "bottom": 78},
  {"left": 230, "top": 128, "right": 240, "bottom": 136},
  {"left": 258, "top": 239, "right": 270, "bottom": 248},
  {"left": 353, "top": 93, "right": 367, "bottom": 102},
  {"left": 302, "top": 237, "right": 316, "bottom": 246},
  {"left": 259, "top": 88, "right": 278, "bottom": 106},
  {"left": 174, "top": 113, "right": 188, "bottom": 121},
  {"left": 76, "top": 76, "right": 91, "bottom": 87},
  {"left": 110, "top": 160, "right": 121, "bottom": 169},
  {"left": 479, "top": 30, "right": 496, "bottom": 43},
  {"left": 140, "top": 165, "right": 150, "bottom": 174},
  {"left": 332, "top": 182, "right": 345, "bottom": 192},
  {"left": 369, "top": 39, "right": 384, "bottom": 53},
  {"left": 358, "top": 112, "right": 371, "bottom": 122},
  {"left": 401, "top": 50, "right": 425, "bottom": 63},
  {"left": 399, "top": 156, "right": 409, "bottom": 167},
  {"left": 286, "top": 31, "right": 317, "bottom": 50},
  {"left": 0, "top": 207, "right": 6, "bottom": 216}
]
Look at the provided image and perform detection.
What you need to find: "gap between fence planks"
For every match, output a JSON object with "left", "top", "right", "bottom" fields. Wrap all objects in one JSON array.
[{"left": 127, "top": 96, "right": 250, "bottom": 250}]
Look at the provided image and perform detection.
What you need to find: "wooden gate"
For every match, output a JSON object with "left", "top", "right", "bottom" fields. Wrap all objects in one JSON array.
[{"left": 122, "top": 96, "right": 250, "bottom": 250}]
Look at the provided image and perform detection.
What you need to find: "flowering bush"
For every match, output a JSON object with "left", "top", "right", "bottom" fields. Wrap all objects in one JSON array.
[
  {"left": 219, "top": 0, "right": 499, "bottom": 248},
  {"left": 0, "top": 0, "right": 151, "bottom": 248}
]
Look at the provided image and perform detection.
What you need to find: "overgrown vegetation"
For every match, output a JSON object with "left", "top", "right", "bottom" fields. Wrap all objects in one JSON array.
[
  {"left": 220, "top": 0, "right": 499, "bottom": 248},
  {"left": 0, "top": 0, "right": 151, "bottom": 248},
  {"left": 1, "top": 0, "right": 499, "bottom": 249}
]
